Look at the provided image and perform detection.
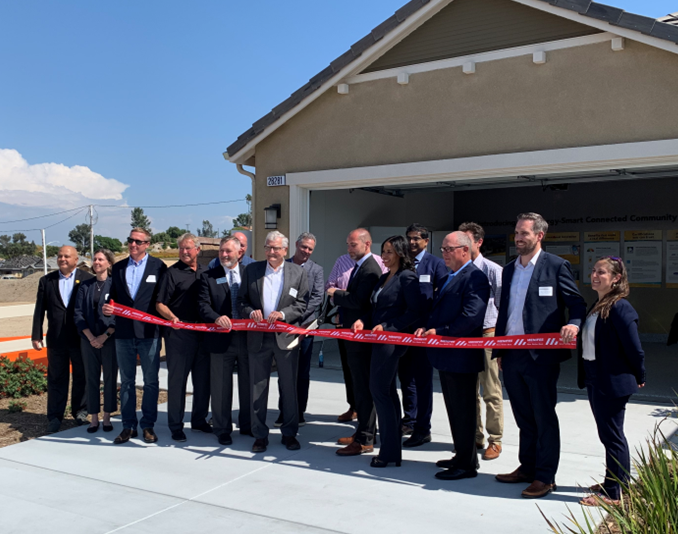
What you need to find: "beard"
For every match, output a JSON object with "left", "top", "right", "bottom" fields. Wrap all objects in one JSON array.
[
  {"left": 517, "top": 241, "right": 537, "bottom": 256},
  {"left": 221, "top": 258, "right": 237, "bottom": 269}
]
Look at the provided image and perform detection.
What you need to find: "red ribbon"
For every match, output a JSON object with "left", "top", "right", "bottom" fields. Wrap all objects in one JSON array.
[{"left": 108, "top": 301, "right": 575, "bottom": 350}]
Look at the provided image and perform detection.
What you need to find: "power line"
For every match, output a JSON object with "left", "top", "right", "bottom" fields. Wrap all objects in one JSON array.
[
  {"left": 95, "top": 199, "right": 246, "bottom": 209},
  {"left": 0, "top": 208, "right": 88, "bottom": 234},
  {"left": 0, "top": 205, "right": 88, "bottom": 225}
]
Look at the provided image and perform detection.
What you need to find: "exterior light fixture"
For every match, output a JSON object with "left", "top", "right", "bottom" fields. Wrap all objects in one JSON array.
[{"left": 264, "top": 204, "right": 281, "bottom": 229}]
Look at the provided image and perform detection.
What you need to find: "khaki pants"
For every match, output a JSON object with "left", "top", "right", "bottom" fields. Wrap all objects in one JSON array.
[{"left": 476, "top": 330, "right": 504, "bottom": 445}]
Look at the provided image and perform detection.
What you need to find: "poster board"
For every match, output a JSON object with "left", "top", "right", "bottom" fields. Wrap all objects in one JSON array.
[
  {"left": 624, "top": 230, "right": 662, "bottom": 287},
  {"left": 583, "top": 232, "right": 621, "bottom": 285}
]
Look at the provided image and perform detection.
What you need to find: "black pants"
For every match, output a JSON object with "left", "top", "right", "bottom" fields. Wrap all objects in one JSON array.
[
  {"left": 47, "top": 344, "right": 86, "bottom": 422},
  {"left": 502, "top": 349, "right": 561, "bottom": 484},
  {"left": 439, "top": 370, "right": 479, "bottom": 471},
  {"left": 370, "top": 343, "right": 406, "bottom": 462},
  {"left": 165, "top": 330, "right": 211, "bottom": 432},
  {"left": 398, "top": 346, "right": 434, "bottom": 434},
  {"left": 278, "top": 334, "right": 314, "bottom": 417},
  {"left": 338, "top": 339, "right": 356, "bottom": 410},
  {"left": 211, "top": 331, "right": 251, "bottom": 437},
  {"left": 346, "top": 340, "right": 376, "bottom": 446},
  {"left": 81, "top": 339, "right": 118, "bottom": 414}
]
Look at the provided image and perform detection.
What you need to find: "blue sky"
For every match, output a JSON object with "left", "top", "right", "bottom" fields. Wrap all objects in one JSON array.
[{"left": 0, "top": 0, "right": 675, "bottom": 247}]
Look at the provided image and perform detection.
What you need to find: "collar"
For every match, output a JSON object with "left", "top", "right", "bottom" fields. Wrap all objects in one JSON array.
[
  {"left": 450, "top": 259, "right": 472, "bottom": 277},
  {"left": 266, "top": 261, "right": 284, "bottom": 274},
  {"left": 473, "top": 253, "right": 484, "bottom": 266},
  {"left": 128, "top": 253, "right": 148, "bottom": 267},
  {"left": 517, "top": 248, "right": 542, "bottom": 269},
  {"left": 355, "top": 252, "right": 372, "bottom": 268},
  {"left": 414, "top": 250, "right": 426, "bottom": 264},
  {"left": 58, "top": 269, "right": 76, "bottom": 280}
]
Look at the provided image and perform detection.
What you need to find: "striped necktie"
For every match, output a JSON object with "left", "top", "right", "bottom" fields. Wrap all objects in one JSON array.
[{"left": 229, "top": 269, "right": 240, "bottom": 319}]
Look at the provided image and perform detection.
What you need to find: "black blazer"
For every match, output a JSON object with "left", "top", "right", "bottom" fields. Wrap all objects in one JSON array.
[
  {"left": 577, "top": 299, "right": 646, "bottom": 397},
  {"left": 425, "top": 263, "right": 490, "bottom": 373},
  {"left": 74, "top": 277, "right": 115, "bottom": 338},
  {"left": 333, "top": 255, "right": 382, "bottom": 330},
  {"left": 31, "top": 268, "right": 94, "bottom": 348},
  {"left": 198, "top": 263, "right": 246, "bottom": 354},
  {"left": 369, "top": 269, "right": 425, "bottom": 333},
  {"left": 494, "top": 251, "right": 586, "bottom": 364},
  {"left": 109, "top": 255, "right": 168, "bottom": 339}
]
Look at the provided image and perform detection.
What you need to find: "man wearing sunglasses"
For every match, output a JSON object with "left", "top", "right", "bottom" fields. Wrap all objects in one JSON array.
[{"left": 103, "top": 227, "right": 167, "bottom": 445}]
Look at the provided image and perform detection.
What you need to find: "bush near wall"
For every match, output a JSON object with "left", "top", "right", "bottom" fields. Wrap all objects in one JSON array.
[{"left": 0, "top": 355, "right": 47, "bottom": 399}]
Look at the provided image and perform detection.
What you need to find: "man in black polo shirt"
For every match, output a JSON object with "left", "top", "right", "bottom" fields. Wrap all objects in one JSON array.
[{"left": 156, "top": 233, "right": 212, "bottom": 441}]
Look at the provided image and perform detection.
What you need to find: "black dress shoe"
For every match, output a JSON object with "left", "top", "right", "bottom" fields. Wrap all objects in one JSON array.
[
  {"left": 172, "top": 430, "right": 187, "bottom": 442},
  {"left": 218, "top": 433, "right": 233, "bottom": 446},
  {"left": 281, "top": 436, "right": 301, "bottom": 450},
  {"left": 87, "top": 423, "right": 100, "bottom": 434},
  {"left": 102, "top": 423, "right": 114, "bottom": 432},
  {"left": 370, "top": 457, "right": 401, "bottom": 468},
  {"left": 403, "top": 433, "right": 431, "bottom": 448},
  {"left": 252, "top": 438, "right": 268, "bottom": 453},
  {"left": 46, "top": 419, "right": 61, "bottom": 434},
  {"left": 239, "top": 428, "right": 253, "bottom": 437},
  {"left": 142, "top": 428, "right": 158, "bottom": 443},
  {"left": 191, "top": 422, "right": 213, "bottom": 434},
  {"left": 401, "top": 425, "right": 414, "bottom": 437},
  {"left": 436, "top": 457, "right": 455, "bottom": 469},
  {"left": 114, "top": 428, "right": 138, "bottom": 444},
  {"left": 435, "top": 468, "right": 478, "bottom": 480}
]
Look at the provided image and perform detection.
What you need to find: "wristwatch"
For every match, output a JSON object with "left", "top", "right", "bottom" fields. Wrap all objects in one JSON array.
[{"left": 105, "top": 331, "right": 112, "bottom": 338}]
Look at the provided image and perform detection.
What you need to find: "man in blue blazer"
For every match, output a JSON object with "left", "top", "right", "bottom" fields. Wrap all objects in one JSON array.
[
  {"left": 103, "top": 228, "right": 168, "bottom": 445},
  {"left": 494, "top": 213, "right": 586, "bottom": 499},
  {"left": 400, "top": 223, "right": 448, "bottom": 447},
  {"left": 416, "top": 231, "right": 490, "bottom": 480}
]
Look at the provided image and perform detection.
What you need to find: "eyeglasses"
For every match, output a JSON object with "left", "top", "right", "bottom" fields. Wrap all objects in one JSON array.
[
  {"left": 127, "top": 238, "right": 149, "bottom": 246},
  {"left": 264, "top": 245, "right": 284, "bottom": 252},
  {"left": 407, "top": 235, "right": 425, "bottom": 242},
  {"left": 440, "top": 245, "right": 465, "bottom": 254}
]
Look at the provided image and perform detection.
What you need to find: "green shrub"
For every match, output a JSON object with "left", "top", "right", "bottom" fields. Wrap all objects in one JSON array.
[
  {"left": 0, "top": 355, "right": 48, "bottom": 399},
  {"left": 7, "top": 400, "right": 26, "bottom": 413}
]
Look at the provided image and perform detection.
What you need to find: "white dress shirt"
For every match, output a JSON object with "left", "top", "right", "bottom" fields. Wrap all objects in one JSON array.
[
  {"left": 262, "top": 261, "right": 285, "bottom": 319},
  {"left": 582, "top": 312, "right": 598, "bottom": 361},
  {"left": 506, "top": 249, "right": 542, "bottom": 336},
  {"left": 58, "top": 269, "right": 77, "bottom": 306},
  {"left": 473, "top": 253, "right": 502, "bottom": 330}
]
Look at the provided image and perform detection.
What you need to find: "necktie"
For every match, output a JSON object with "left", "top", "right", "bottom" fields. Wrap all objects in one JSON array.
[
  {"left": 229, "top": 269, "right": 240, "bottom": 319},
  {"left": 348, "top": 264, "right": 359, "bottom": 285}
]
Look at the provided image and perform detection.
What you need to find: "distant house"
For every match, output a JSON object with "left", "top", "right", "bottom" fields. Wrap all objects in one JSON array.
[{"left": 0, "top": 255, "right": 90, "bottom": 278}]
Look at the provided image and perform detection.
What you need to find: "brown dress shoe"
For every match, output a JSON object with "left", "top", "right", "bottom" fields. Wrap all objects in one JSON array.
[
  {"left": 143, "top": 428, "right": 158, "bottom": 443},
  {"left": 336, "top": 441, "right": 374, "bottom": 456},
  {"left": 482, "top": 443, "right": 502, "bottom": 461},
  {"left": 113, "top": 428, "right": 138, "bottom": 444},
  {"left": 496, "top": 467, "right": 532, "bottom": 484},
  {"left": 337, "top": 409, "right": 357, "bottom": 423},
  {"left": 521, "top": 480, "right": 557, "bottom": 499},
  {"left": 337, "top": 434, "right": 355, "bottom": 445}
]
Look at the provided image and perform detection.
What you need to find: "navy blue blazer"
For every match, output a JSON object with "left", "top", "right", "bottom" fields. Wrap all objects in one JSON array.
[
  {"left": 494, "top": 251, "right": 586, "bottom": 364},
  {"left": 74, "top": 277, "right": 115, "bottom": 339},
  {"left": 109, "top": 255, "right": 168, "bottom": 339},
  {"left": 577, "top": 299, "right": 646, "bottom": 397},
  {"left": 198, "top": 263, "right": 246, "bottom": 354},
  {"left": 425, "top": 263, "right": 490, "bottom": 373},
  {"left": 415, "top": 251, "right": 448, "bottom": 307},
  {"left": 368, "top": 269, "right": 425, "bottom": 333}
]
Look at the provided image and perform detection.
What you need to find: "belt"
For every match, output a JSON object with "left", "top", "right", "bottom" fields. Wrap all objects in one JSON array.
[{"left": 483, "top": 328, "right": 496, "bottom": 334}]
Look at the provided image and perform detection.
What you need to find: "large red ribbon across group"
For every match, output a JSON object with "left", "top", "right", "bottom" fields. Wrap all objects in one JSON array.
[{"left": 109, "top": 301, "right": 575, "bottom": 350}]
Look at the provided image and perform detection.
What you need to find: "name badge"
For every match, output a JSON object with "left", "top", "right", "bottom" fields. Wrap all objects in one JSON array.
[
  {"left": 289, "top": 287, "right": 298, "bottom": 298},
  {"left": 216, "top": 277, "right": 227, "bottom": 285},
  {"left": 146, "top": 275, "right": 157, "bottom": 283},
  {"left": 539, "top": 286, "right": 554, "bottom": 297},
  {"left": 419, "top": 274, "right": 431, "bottom": 283}
]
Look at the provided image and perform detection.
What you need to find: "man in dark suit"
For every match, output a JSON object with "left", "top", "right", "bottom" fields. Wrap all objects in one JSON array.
[
  {"left": 207, "top": 231, "right": 254, "bottom": 269},
  {"left": 237, "top": 231, "right": 308, "bottom": 453},
  {"left": 327, "top": 228, "right": 382, "bottom": 456},
  {"left": 494, "top": 212, "right": 586, "bottom": 498},
  {"left": 198, "top": 235, "right": 250, "bottom": 445},
  {"left": 416, "top": 232, "right": 490, "bottom": 480},
  {"left": 32, "top": 245, "right": 93, "bottom": 433},
  {"left": 102, "top": 228, "right": 168, "bottom": 445},
  {"left": 400, "top": 223, "right": 448, "bottom": 447}
]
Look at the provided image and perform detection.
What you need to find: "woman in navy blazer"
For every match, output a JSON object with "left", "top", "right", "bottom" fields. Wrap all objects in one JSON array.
[
  {"left": 74, "top": 249, "right": 117, "bottom": 433},
  {"left": 351, "top": 236, "right": 424, "bottom": 467},
  {"left": 578, "top": 256, "right": 645, "bottom": 506}
]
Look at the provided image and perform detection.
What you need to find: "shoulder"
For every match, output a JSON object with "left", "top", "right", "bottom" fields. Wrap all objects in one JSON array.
[
  {"left": 79, "top": 276, "right": 96, "bottom": 287},
  {"left": 77, "top": 269, "right": 94, "bottom": 280},
  {"left": 399, "top": 269, "right": 418, "bottom": 281},
  {"left": 148, "top": 255, "right": 165, "bottom": 267},
  {"left": 112, "top": 259, "right": 127, "bottom": 271},
  {"left": 44, "top": 271, "right": 59, "bottom": 281},
  {"left": 541, "top": 251, "right": 566, "bottom": 267},
  {"left": 610, "top": 299, "right": 638, "bottom": 321}
]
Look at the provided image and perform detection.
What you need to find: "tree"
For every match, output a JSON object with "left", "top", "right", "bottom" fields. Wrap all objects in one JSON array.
[
  {"left": 94, "top": 235, "right": 123, "bottom": 253},
  {"left": 221, "top": 228, "right": 231, "bottom": 237},
  {"left": 151, "top": 232, "right": 169, "bottom": 244},
  {"left": 0, "top": 233, "right": 38, "bottom": 259},
  {"left": 197, "top": 220, "right": 217, "bottom": 238},
  {"left": 130, "top": 207, "right": 151, "bottom": 232},
  {"left": 68, "top": 224, "right": 91, "bottom": 254},
  {"left": 231, "top": 194, "right": 253, "bottom": 228},
  {"left": 36, "top": 245, "right": 60, "bottom": 257},
  {"left": 165, "top": 226, "right": 183, "bottom": 239}
]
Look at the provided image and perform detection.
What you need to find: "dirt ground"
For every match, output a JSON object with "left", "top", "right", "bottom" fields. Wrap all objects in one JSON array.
[{"left": 0, "top": 272, "right": 42, "bottom": 303}]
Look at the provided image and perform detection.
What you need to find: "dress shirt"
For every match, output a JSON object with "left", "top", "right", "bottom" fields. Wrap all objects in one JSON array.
[
  {"left": 582, "top": 312, "right": 598, "bottom": 361},
  {"left": 325, "top": 253, "right": 387, "bottom": 290},
  {"left": 506, "top": 249, "right": 542, "bottom": 336},
  {"left": 414, "top": 249, "right": 426, "bottom": 266},
  {"left": 440, "top": 259, "right": 472, "bottom": 292},
  {"left": 261, "top": 261, "right": 285, "bottom": 320},
  {"left": 473, "top": 253, "right": 502, "bottom": 329},
  {"left": 58, "top": 269, "right": 77, "bottom": 306},
  {"left": 126, "top": 253, "right": 149, "bottom": 300}
]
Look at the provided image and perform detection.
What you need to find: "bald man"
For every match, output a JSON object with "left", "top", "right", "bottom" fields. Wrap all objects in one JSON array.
[
  {"left": 208, "top": 231, "right": 254, "bottom": 268},
  {"left": 32, "top": 245, "right": 94, "bottom": 433}
]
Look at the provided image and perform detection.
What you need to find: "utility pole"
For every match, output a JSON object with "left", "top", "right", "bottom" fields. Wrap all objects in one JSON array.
[
  {"left": 41, "top": 229, "right": 47, "bottom": 276},
  {"left": 89, "top": 205, "right": 94, "bottom": 262}
]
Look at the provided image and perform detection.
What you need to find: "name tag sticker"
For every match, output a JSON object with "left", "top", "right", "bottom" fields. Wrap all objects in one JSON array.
[
  {"left": 216, "top": 277, "right": 227, "bottom": 285},
  {"left": 419, "top": 274, "right": 431, "bottom": 283},
  {"left": 539, "top": 286, "right": 554, "bottom": 297},
  {"left": 146, "top": 275, "right": 157, "bottom": 283},
  {"left": 289, "top": 287, "right": 298, "bottom": 298}
]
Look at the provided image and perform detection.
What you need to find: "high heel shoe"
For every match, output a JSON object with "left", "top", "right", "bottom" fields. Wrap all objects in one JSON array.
[{"left": 370, "top": 457, "right": 401, "bottom": 468}]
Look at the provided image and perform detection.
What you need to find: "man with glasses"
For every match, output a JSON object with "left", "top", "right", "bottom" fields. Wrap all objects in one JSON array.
[
  {"left": 399, "top": 223, "right": 448, "bottom": 447},
  {"left": 156, "top": 233, "right": 212, "bottom": 442},
  {"left": 103, "top": 227, "right": 167, "bottom": 444},
  {"left": 237, "top": 231, "right": 308, "bottom": 453}
]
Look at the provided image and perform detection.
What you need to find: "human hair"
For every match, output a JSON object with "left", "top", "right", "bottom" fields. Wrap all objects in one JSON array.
[
  {"left": 219, "top": 235, "right": 242, "bottom": 250},
  {"left": 265, "top": 230, "right": 289, "bottom": 249},
  {"left": 589, "top": 256, "right": 629, "bottom": 320},
  {"left": 130, "top": 227, "right": 152, "bottom": 239},
  {"left": 93, "top": 248, "right": 115, "bottom": 275},
  {"left": 451, "top": 231, "right": 472, "bottom": 250},
  {"left": 177, "top": 232, "right": 200, "bottom": 248},
  {"left": 382, "top": 235, "right": 415, "bottom": 272},
  {"left": 405, "top": 223, "right": 429, "bottom": 240},
  {"left": 296, "top": 232, "right": 316, "bottom": 244},
  {"left": 516, "top": 212, "right": 548, "bottom": 235},
  {"left": 458, "top": 222, "right": 485, "bottom": 243}
]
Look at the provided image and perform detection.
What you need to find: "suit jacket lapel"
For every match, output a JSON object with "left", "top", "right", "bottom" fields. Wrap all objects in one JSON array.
[
  {"left": 120, "top": 259, "right": 133, "bottom": 300},
  {"left": 256, "top": 262, "right": 265, "bottom": 310},
  {"left": 51, "top": 274, "right": 67, "bottom": 309},
  {"left": 278, "top": 262, "right": 291, "bottom": 311},
  {"left": 433, "top": 268, "right": 465, "bottom": 309}
]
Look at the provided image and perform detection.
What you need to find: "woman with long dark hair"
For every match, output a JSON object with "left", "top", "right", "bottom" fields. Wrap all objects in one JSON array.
[
  {"left": 578, "top": 256, "right": 645, "bottom": 506},
  {"left": 351, "top": 235, "right": 424, "bottom": 467}
]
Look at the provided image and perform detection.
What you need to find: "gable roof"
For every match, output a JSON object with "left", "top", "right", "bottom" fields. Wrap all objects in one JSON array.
[{"left": 225, "top": 0, "right": 678, "bottom": 164}]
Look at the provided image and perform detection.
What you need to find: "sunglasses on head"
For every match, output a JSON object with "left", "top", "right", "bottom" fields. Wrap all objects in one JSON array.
[
  {"left": 127, "top": 238, "right": 149, "bottom": 246},
  {"left": 605, "top": 256, "right": 622, "bottom": 263}
]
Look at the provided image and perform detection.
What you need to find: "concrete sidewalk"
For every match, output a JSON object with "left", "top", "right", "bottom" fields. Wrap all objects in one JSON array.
[{"left": 0, "top": 366, "right": 675, "bottom": 534}]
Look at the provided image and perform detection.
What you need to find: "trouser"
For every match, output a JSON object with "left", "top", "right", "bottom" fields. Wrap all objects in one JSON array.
[
  {"left": 250, "top": 334, "right": 299, "bottom": 439},
  {"left": 476, "top": 331, "right": 504, "bottom": 445},
  {"left": 502, "top": 349, "right": 561, "bottom": 484},
  {"left": 278, "top": 335, "right": 313, "bottom": 416},
  {"left": 398, "top": 346, "right": 433, "bottom": 434},
  {"left": 81, "top": 338, "right": 118, "bottom": 415},
  {"left": 338, "top": 339, "right": 356, "bottom": 410},
  {"left": 116, "top": 337, "right": 160, "bottom": 430},
  {"left": 211, "top": 331, "right": 251, "bottom": 437},
  {"left": 345, "top": 340, "right": 377, "bottom": 446},
  {"left": 165, "top": 330, "right": 210, "bottom": 432},
  {"left": 370, "top": 343, "right": 406, "bottom": 462},
  {"left": 440, "top": 370, "right": 480, "bottom": 472},
  {"left": 46, "top": 344, "right": 86, "bottom": 422}
]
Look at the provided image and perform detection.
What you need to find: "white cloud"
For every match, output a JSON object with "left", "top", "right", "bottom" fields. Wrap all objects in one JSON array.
[{"left": 0, "top": 148, "right": 129, "bottom": 208}]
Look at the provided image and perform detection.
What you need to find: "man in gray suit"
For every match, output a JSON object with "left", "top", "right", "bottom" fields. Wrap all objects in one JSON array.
[{"left": 238, "top": 231, "right": 309, "bottom": 453}]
